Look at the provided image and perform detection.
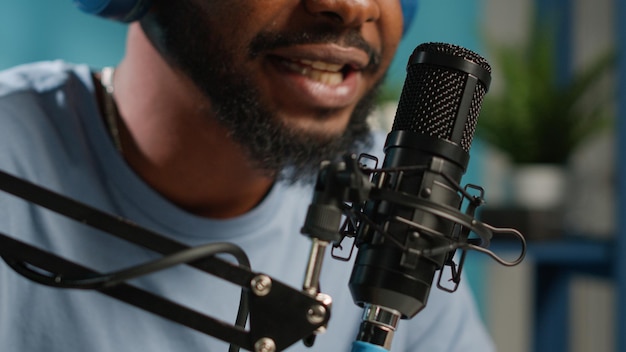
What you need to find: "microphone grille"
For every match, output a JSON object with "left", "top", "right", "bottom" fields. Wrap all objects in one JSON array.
[
  {"left": 418, "top": 42, "right": 492, "bottom": 72},
  {"left": 392, "top": 42, "right": 491, "bottom": 152}
]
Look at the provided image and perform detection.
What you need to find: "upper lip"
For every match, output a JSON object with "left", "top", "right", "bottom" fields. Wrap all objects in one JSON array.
[{"left": 267, "top": 43, "right": 372, "bottom": 71}]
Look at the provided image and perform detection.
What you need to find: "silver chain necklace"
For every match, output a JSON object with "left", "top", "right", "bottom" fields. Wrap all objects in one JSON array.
[{"left": 99, "top": 67, "right": 123, "bottom": 153}]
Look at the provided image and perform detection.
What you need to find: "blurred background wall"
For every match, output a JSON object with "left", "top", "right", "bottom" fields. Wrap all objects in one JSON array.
[
  {"left": 1, "top": 1, "right": 621, "bottom": 351},
  {"left": 0, "top": 1, "right": 126, "bottom": 69},
  {"left": 480, "top": 1, "right": 617, "bottom": 352}
]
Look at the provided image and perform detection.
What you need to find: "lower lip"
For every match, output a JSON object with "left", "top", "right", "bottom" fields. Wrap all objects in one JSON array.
[{"left": 266, "top": 57, "right": 362, "bottom": 109}]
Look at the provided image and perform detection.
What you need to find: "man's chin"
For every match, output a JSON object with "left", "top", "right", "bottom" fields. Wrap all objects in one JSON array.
[
  {"left": 275, "top": 107, "right": 355, "bottom": 137},
  {"left": 275, "top": 127, "right": 373, "bottom": 184},
  {"left": 243, "top": 93, "right": 376, "bottom": 183}
]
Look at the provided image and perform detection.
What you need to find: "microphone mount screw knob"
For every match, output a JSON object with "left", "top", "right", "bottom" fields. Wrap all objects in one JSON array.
[
  {"left": 254, "top": 337, "right": 276, "bottom": 352},
  {"left": 251, "top": 275, "right": 272, "bottom": 296},
  {"left": 307, "top": 304, "right": 327, "bottom": 325}
]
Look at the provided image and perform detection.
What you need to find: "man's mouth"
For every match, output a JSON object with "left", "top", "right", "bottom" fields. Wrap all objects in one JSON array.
[
  {"left": 263, "top": 45, "right": 370, "bottom": 109},
  {"left": 280, "top": 58, "right": 350, "bottom": 85}
]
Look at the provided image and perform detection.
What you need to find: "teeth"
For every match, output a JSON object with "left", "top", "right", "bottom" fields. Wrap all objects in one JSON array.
[
  {"left": 300, "top": 59, "right": 343, "bottom": 72},
  {"left": 283, "top": 59, "right": 345, "bottom": 85},
  {"left": 310, "top": 69, "right": 343, "bottom": 85}
]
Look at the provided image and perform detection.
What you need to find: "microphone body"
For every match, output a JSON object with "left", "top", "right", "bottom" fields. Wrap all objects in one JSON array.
[{"left": 348, "top": 43, "right": 491, "bottom": 350}]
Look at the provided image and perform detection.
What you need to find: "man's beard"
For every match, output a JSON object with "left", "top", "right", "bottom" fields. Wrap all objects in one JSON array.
[
  {"left": 141, "top": 4, "right": 384, "bottom": 183},
  {"left": 205, "top": 72, "right": 380, "bottom": 183}
]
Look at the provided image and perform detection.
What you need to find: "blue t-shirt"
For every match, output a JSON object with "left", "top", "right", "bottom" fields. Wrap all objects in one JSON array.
[{"left": 0, "top": 61, "right": 494, "bottom": 351}]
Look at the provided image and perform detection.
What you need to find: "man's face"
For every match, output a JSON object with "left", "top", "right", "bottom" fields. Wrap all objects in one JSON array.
[{"left": 142, "top": 0, "right": 404, "bottom": 179}]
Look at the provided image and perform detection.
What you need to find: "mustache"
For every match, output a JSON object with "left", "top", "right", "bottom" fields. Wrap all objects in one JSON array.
[{"left": 248, "top": 29, "right": 382, "bottom": 70}]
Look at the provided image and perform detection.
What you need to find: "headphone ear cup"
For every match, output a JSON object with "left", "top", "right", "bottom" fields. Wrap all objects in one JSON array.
[
  {"left": 73, "top": 0, "right": 152, "bottom": 22},
  {"left": 400, "top": 0, "right": 419, "bottom": 35}
]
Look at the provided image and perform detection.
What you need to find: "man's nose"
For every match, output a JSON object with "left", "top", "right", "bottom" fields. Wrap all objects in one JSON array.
[{"left": 303, "top": 0, "right": 381, "bottom": 28}]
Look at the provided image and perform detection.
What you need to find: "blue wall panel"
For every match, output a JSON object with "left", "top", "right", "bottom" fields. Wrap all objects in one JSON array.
[{"left": 0, "top": 1, "right": 126, "bottom": 69}]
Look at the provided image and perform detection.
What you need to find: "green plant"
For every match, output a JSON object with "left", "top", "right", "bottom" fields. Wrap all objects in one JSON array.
[{"left": 476, "top": 26, "right": 615, "bottom": 164}]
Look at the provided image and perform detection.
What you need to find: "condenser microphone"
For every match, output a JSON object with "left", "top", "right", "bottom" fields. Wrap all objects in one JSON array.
[{"left": 348, "top": 42, "right": 492, "bottom": 351}]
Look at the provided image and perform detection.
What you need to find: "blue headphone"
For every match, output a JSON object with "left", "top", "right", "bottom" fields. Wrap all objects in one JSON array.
[
  {"left": 73, "top": 0, "right": 418, "bottom": 33},
  {"left": 400, "top": 0, "right": 419, "bottom": 34},
  {"left": 73, "top": 0, "right": 151, "bottom": 22}
]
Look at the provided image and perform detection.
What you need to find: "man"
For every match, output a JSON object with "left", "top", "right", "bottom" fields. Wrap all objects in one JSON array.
[{"left": 0, "top": 0, "right": 494, "bottom": 351}]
